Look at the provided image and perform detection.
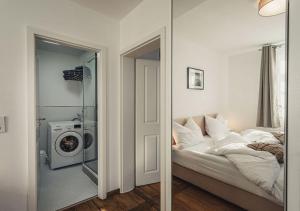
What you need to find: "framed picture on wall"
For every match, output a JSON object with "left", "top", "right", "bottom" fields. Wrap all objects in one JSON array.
[{"left": 187, "top": 67, "right": 204, "bottom": 90}]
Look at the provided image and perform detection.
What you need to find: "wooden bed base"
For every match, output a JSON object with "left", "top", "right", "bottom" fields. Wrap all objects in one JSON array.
[{"left": 172, "top": 163, "right": 283, "bottom": 211}]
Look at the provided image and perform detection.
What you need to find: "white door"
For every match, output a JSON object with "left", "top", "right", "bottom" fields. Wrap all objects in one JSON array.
[{"left": 135, "top": 59, "right": 160, "bottom": 186}]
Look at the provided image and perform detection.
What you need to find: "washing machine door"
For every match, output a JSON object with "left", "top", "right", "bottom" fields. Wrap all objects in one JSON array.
[
  {"left": 84, "top": 130, "right": 94, "bottom": 149},
  {"left": 55, "top": 131, "right": 83, "bottom": 157}
]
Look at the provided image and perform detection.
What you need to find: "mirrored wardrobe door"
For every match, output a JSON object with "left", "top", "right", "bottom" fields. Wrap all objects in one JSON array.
[{"left": 171, "top": 0, "right": 287, "bottom": 210}]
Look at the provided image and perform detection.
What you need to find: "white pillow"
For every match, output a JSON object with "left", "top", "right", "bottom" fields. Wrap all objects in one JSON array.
[
  {"left": 173, "top": 118, "right": 204, "bottom": 149},
  {"left": 205, "top": 115, "right": 229, "bottom": 140},
  {"left": 185, "top": 117, "right": 204, "bottom": 139},
  {"left": 216, "top": 114, "right": 228, "bottom": 126}
]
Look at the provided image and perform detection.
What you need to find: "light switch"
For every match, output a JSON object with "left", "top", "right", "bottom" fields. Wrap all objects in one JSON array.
[{"left": 0, "top": 116, "right": 6, "bottom": 133}]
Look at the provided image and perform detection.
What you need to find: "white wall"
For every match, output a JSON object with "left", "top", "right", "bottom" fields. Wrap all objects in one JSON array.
[
  {"left": 288, "top": 0, "right": 300, "bottom": 210},
  {"left": 227, "top": 50, "right": 261, "bottom": 131},
  {"left": 173, "top": 5, "right": 229, "bottom": 119},
  {"left": 0, "top": 0, "right": 119, "bottom": 210},
  {"left": 38, "top": 50, "right": 82, "bottom": 107},
  {"left": 173, "top": 34, "right": 228, "bottom": 118},
  {"left": 121, "top": 56, "right": 135, "bottom": 192},
  {"left": 120, "top": 0, "right": 171, "bottom": 50}
]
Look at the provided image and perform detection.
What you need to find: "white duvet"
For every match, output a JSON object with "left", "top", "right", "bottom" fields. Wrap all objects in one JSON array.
[{"left": 208, "top": 131, "right": 283, "bottom": 202}]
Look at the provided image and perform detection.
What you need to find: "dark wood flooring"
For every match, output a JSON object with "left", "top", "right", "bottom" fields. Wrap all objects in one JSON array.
[{"left": 62, "top": 177, "right": 244, "bottom": 211}]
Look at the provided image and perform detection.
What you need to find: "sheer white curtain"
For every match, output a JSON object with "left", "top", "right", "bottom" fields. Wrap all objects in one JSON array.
[{"left": 276, "top": 45, "right": 286, "bottom": 128}]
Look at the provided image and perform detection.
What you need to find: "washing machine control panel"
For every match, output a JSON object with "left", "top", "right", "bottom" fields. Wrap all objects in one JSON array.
[{"left": 74, "top": 124, "right": 81, "bottom": 129}]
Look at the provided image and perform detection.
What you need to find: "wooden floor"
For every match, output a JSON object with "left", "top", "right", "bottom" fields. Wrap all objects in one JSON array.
[{"left": 62, "top": 177, "right": 244, "bottom": 211}]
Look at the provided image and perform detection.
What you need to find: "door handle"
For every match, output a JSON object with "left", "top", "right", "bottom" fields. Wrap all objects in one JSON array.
[{"left": 38, "top": 118, "right": 46, "bottom": 121}]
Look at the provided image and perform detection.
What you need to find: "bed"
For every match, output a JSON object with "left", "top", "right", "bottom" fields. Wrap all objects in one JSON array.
[{"left": 172, "top": 115, "right": 284, "bottom": 211}]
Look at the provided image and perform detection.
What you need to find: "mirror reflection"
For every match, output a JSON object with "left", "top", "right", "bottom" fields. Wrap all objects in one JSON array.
[{"left": 172, "top": 0, "right": 286, "bottom": 210}]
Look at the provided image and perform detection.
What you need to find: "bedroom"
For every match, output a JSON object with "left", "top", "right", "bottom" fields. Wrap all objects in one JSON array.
[{"left": 172, "top": 0, "right": 286, "bottom": 210}]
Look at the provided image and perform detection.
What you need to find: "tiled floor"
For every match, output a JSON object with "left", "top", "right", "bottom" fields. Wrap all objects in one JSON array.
[{"left": 38, "top": 163, "right": 97, "bottom": 211}]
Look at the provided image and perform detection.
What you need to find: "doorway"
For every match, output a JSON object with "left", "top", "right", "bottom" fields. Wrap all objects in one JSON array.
[
  {"left": 27, "top": 27, "right": 107, "bottom": 211},
  {"left": 36, "top": 37, "right": 98, "bottom": 210},
  {"left": 120, "top": 36, "right": 162, "bottom": 207}
]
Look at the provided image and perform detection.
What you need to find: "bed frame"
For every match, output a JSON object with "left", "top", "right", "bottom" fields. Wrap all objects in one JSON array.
[
  {"left": 173, "top": 115, "right": 284, "bottom": 211},
  {"left": 173, "top": 163, "right": 283, "bottom": 211}
]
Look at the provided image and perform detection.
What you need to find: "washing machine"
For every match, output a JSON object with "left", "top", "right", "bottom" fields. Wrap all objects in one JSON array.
[
  {"left": 83, "top": 120, "right": 97, "bottom": 161},
  {"left": 47, "top": 121, "right": 83, "bottom": 169}
]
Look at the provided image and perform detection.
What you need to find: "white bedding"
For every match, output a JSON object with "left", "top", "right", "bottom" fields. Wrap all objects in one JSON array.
[{"left": 172, "top": 134, "right": 284, "bottom": 204}]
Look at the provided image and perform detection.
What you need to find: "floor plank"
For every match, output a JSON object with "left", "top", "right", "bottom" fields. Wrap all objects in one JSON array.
[{"left": 62, "top": 177, "right": 244, "bottom": 211}]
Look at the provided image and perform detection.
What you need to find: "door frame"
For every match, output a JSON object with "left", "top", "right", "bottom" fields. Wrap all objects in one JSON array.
[
  {"left": 27, "top": 26, "right": 108, "bottom": 211},
  {"left": 119, "top": 27, "right": 171, "bottom": 211}
]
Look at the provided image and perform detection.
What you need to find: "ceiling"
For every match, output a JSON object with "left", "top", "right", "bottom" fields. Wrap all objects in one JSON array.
[
  {"left": 70, "top": 0, "right": 143, "bottom": 20},
  {"left": 173, "top": 0, "right": 207, "bottom": 18},
  {"left": 173, "top": 0, "right": 286, "bottom": 55},
  {"left": 36, "top": 38, "right": 90, "bottom": 56}
]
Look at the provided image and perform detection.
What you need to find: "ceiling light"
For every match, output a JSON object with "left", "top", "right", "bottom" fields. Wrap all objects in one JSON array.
[
  {"left": 42, "top": 40, "right": 61, "bottom": 46},
  {"left": 258, "top": 0, "right": 286, "bottom": 17}
]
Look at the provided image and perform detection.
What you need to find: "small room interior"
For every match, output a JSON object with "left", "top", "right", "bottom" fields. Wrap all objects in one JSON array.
[
  {"left": 120, "top": 38, "right": 161, "bottom": 209},
  {"left": 172, "top": 0, "right": 286, "bottom": 210},
  {"left": 36, "top": 37, "right": 98, "bottom": 211}
]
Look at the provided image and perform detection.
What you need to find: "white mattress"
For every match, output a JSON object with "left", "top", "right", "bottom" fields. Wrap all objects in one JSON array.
[{"left": 172, "top": 136, "right": 280, "bottom": 203}]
